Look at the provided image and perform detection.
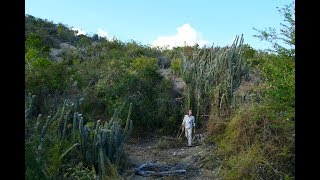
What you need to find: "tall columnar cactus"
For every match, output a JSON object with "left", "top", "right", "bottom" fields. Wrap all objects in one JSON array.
[
  {"left": 123, "top": 103, "right": 133, "bottom": 140},
  {"left": 90, "top": 107, "right": 133, "bottom": 176},
  {"left": 186, "top": 86, "right": 191, "bottom": 112},
  {"left": 49, "top": 107, "right": 62, "bottom": 124},
  {"left": 34, "top": 114, "right": 42, "bottom": 133},
  {"left": 78, "top": 115, "right": 87, "bottom": 154},
  {"left": 38, "top": 115, "right": 52, "bottom": 151},
  {"left": 57, "top": 99, "right": 67, "bottom": 136},
  {"left": 179, "top": 34, "right": 249, "bottom": 117},
  {"left": 108, "top": 121, "right": 115, "bottom": 161},
  {"left": 27, "top": 93, "right": 133, "bottom": 178},
  {"left": 243, "top": 64, "right": 250, "bottom": 81},
  {"left": 94, "top": 120, "right": 101, "bottom": 160},
  {"left": 62, "top": 110, "right": 71, "bottom": 141},
  {"left": 225, "top": 35, "right": 243, "bottom": 107},
  {"left": 113, "top": 123, "right": 122, "bottom": 164},
  {"left": 72, "top": 112, "right": 78, "bottom": 143},
  {"left": 40, "top": 115, "right": 51, "bottom": 140},
  {"left": 77, "top": 114, "right": 91, "bottom": 158},
  {"left": 25, "top": 93, "right": 36, "bottom": 126},
  {"left": 109, "top": 108, "right": 118, "bottom": 124},
  {"left": 98, "top": 142, "right": 106, "bottom": 179}
]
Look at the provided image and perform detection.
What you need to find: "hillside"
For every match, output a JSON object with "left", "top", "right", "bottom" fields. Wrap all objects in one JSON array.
[{"left": 25, "top": 2, "right": 295, "bottom": 179}]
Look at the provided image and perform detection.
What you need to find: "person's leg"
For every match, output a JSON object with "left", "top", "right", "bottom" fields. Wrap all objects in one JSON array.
[
  {"left": 185, "top": 128, "right": 188, "bottom": 138},
  {"left": 187, "top": 128, "right": 192, "bottom": 146}
]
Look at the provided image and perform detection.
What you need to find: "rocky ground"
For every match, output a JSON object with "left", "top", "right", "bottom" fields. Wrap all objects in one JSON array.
[{"left": 121, "top": 134, "right": 220, "bottom": 179}]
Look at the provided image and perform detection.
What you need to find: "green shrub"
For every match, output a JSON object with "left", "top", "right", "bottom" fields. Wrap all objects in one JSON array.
[
  {"left": 63, "top": 162, "right": 96, "bottom": 179},
  {"left": 206, "top": 103, "right": 294, "bottom": 179},
  {"left": 171, "top": 58, "right": 181, "bottom": 76}
]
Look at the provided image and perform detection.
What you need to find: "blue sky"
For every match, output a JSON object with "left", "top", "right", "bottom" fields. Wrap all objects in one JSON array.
[{"left": 25, "top": 0, "right": 293, "bottom": 50}]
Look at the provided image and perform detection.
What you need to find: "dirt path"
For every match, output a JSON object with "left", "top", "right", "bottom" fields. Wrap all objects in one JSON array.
[
  {"left": 120, "top": 68, "right": 219, "bottom": 179},
  {"left": 122, "top": 134, "right": 219, "bottom": 179}
]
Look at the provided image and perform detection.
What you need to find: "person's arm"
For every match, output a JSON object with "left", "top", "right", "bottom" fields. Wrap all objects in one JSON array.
[
  {"left": 193, "top": 117, "right": 196, "bottom": 134},
  {"left": 182, "top": 116, "right": 186, "bottom": 131}
]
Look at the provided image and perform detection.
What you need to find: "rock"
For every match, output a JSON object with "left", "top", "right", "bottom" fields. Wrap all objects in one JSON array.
[
  {"left": 49, "top": 42, "right": 76, "bottom": 62},
  {"left": 59, "top": 42, "right": 76, "bottom": 50},
  {"left": 192, "top": 133, "right": 204, "bottom": 145},
  {"left": 49, "top": 48, "right": 63, "bottom": 61},
  {"left": 157, "top": 56, "right": 171, "bottom": 69}
]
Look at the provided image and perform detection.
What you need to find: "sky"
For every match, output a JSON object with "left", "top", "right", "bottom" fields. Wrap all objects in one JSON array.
[{"left": 25, "top": 0, "right": 293, "bottom": 50}]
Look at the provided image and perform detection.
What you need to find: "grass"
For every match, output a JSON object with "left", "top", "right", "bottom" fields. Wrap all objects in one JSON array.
[
  {"left": 155, "top": 136, "right": 186, "bottom": 150},
  {"left": 205, "top": 103, "right": 294, "bottom": 179}
]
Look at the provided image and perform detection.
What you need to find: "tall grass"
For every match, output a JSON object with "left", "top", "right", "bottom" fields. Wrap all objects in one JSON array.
[{"left": 206, "top": 103, "right": 294, "bottom": 179}]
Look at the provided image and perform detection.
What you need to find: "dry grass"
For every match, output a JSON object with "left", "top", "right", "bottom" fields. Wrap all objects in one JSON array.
[
  {"left": 155, "top": 136, "right": 185, "bottom": 150},
  {"left": 204, "top": 104, "right": 294, "bottom": 179},
  {"left": 206, "top": 110, "right": 227, "bottom": 135}
]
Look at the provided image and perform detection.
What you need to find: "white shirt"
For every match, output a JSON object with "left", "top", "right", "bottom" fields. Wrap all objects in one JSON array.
[{"left": 182, "top": 115, "right": 195, "bottom": 129}]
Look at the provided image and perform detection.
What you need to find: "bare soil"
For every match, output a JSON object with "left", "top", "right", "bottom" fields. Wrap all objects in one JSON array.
[{"left": 122, "top": 134, "right": 219, "bottom": 179}]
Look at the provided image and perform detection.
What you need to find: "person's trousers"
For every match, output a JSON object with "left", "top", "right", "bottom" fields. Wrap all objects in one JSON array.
[{"left": 185, "top": 128, "right": 192, "bottom": 146}]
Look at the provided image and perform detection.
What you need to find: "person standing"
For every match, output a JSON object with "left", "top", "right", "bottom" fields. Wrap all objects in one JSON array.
[{"left": 182, "top": 110, "right": 196, "bottom": 147}]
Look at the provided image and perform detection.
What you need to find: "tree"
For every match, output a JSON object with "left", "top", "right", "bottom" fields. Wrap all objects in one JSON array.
[
  {"left": 254, "top": 1, "right": 295, "bottom": 58},
  {"left": 91, "top": 34, "right": 100, "bottom": 42},
  {"left": 25, "top": 33, "right": 50, "bottom": 55},
  {"left": 77, "top": 35, "right": 92, "bottom": 47},
  {"left": 253, "top": 1, "right": 295, "bottom": 115}
]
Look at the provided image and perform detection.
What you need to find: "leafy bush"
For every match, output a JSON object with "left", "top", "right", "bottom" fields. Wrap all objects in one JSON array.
[
  {"left": 171, "top": 58, "right": 182, "bottom": 76},
  {"left": 63, "top": 162, "right": 96, "bottom": 180}
]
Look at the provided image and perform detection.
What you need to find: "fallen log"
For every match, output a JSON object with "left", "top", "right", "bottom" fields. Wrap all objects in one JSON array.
[{"left": 134, "top": 162, "right": 187, "bottom": 177}]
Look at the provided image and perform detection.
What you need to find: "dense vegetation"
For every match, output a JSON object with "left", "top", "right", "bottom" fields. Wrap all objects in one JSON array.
[
  {"left": 25, "top": 14, "right": 183, "bottom": 135},
  {"left": 203, "top": 2, "right": 295, "bottom": 179},
  {"left": 25, "top": 14, "right": 183, "bottom": 179},
  {"left": 25, "top": 1, "right": 294, "bottom": 179}
]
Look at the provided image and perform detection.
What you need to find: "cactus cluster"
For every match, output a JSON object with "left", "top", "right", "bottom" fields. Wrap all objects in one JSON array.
[
  {"left": 76, "top": 103, "right": 133, "bottom": 178},
  {"left": 180, "top": 35, "right": 250, "bottom": 118},
  {"left": 25, "top": 93, "right": 36, "bottom": 126},
  {"left": 25, "top": 94, "right": 133, "bottom": 178}
]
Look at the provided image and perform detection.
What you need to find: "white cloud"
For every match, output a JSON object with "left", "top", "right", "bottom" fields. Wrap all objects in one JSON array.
[
  {"left": 71, "top": 27, "right": 87, "bottom": 36},
  {"left": 97, "top": 28, "right": 111, "bottom": 39},
  {"left": 151, "top": 24, "right": 209, "bottom": 49}
]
